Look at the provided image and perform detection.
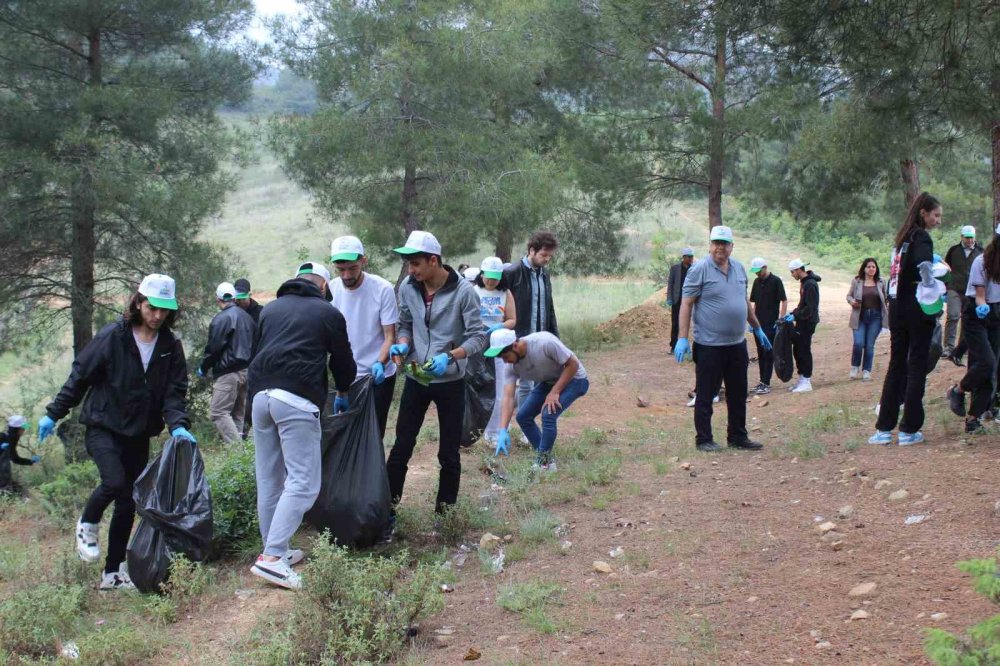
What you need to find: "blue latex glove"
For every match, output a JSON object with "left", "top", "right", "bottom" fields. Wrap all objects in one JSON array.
[
  {"left": 389, "top": 343, "right": 409, "bottom": 358},
  {"left": 674, "top": 338, "right": 690, "bottom": 364},
  {"left": 487, "top": 323, "right": 505, "bottom": 333},
  {"left": 494, "top": 429, "right": 511, "bottom": 456},
  {"left": 371, "top": 361, "right": 386, "bottom": 385},
  {"left": 754, "top": 327, "right": 772, "bottom": 351},
  {"left": 976, "top": 304, "right": 990, "bottom": 319},
  {"left": 0, "top": 442, "right": 7, "bottom": 451},
  {"left": 783, "top": 313, "right": 795, "bottom": 323},
  {"left": 425, "top": 353, "right": 451, "bottom": 377},
  {"left": 334, "top": 395, "right": 350, "bottom": 414},
  {"left": 197, "top": 367, "right": 205, "bottom": 378},
  {"left": 38, "top": 416, "right": 55, "bottom": 442},
  {"left": 171, "top": 427, "right": 197, "bottom": 444},
  {"left": 30, "top": 455, "right": 41, "bottom": 464},
  {"left": 933, "top": 253, "right": 942, "bottom": 264}
]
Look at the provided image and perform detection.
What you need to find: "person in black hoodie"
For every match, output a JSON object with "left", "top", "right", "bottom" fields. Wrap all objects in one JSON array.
[
  {"left": 200, "top": 282, "right": 256, "bottom": 444},
  {"left": 234, "top": 278, "right": 264, "bottom": 323},
  {"left": 247, "top": 261, "right": 356, "bottom": 590},
  {"left": 784, "top": 259, "right": 821, "bottom": 393},
  {"left": 870, "top": 193, "right": 943, "bottom": 446},
  {"left": 37, "top": 273, "right": 194, "bottom": 591},
  {"left": 0, "top": 415, "right": 40, "bottom": 494}
]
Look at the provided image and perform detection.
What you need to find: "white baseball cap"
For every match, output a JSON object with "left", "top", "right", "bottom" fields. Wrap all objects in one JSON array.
[
  {"left": 463, "top": 267, "right": 481, "bottom": 282},
  {"left": 215, "top": 282, "right": 236, "bottom": 301},
  {"left": 480, "top": 256, "right": 504, "bottom": 280},
  {"left": 296, "top": 261, "right": 331, "bottom": 282},
  {"left": 138, "top": 274, "right": 178, "bottom": 310},
  {"left": 750, "top": 257, "right": 766, "bottom": 273},
  {"left": 788, "top": 259, "right": 808, "bottom": 271},
  {"left": 394, "top": 230, "right": 442, "bottom": 256},
  {"left": 961, "top": 225, "right": 976, "bottom": 238},
  {"left": 330, "top": 235, "right": 365, "bottom": 262},
  {"left": 709, "top": 226, "right": 733, "bottom": 243},
  {"left": 682, "top": 247, "right": 695, "bottom": 256},
  {"left": 484, "top": 328, "right": 517, "bottom": 358},
  {"left": 7, "top": 415, "right": 28, "bottom": 429}
]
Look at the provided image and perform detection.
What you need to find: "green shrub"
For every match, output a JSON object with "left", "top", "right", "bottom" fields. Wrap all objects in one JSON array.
[
  {"left": 206, "top": 439, "right": 259, "bottom": 555},
  {"left": 161, "top": 555, "right": 213, "bottom": 602},
  {"left": 518, "top": 509, "right": 561, "bottom": 546},
  {"left": 74, "top": 623, "right": 164, "bottom": 665},
  {"left": 926, "top": 547, "right": 1000, "bottom": 664},
  {"left": 0, "top": 583, "right": 85, "bottom": 656},
  {"left": 497, "top": 581, "right": 563, "bottom": 634},
  {"left": 36, "top": 462, "right": 100, "bottom": 521}
]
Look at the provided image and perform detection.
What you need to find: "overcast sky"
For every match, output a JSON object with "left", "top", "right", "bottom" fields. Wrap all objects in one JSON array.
[{"left": 249, "top": 0, "right": 303, "bottom": 43}]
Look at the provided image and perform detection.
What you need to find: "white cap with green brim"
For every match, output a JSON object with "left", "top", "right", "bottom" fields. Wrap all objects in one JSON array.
[
  {"left": 480, "top": 256, "right": 504, "bottom": 280},
  {"left": 7, "top": 415, "right": 28, "bottom": 429},
  {"left": 484, "top": 328, "right": 517, "bottom": 358},
  {"left": 750, "top": 257, "right": 766, "bottom": 273},
  {"left": 296, "top": 261, "right": 331, "bottom": 282},
  {"left": 709, "top": 226, "right": 733, "bottom": 243},
  {"left": 917, "top": 281, "right": 946, "bottom": 315},
  {"left": 394, "top": 230, "right": 442, "bottom": 256},
  {"left": 682, "top": 247, "right": 695, "bottom": 256},
  {"left": 788, "top": 259, "right": 808, "bottom": 271},
  {"left": 139, "top": 273, "right": 178, "bottom": 310},
  {"left": 330, "top": 235, "right": 365, "bottom": 262},
  {"left": 216, "top": 282, "right": 236, "bottom": 301},
  {"left": 961, "top": 225, "right": 976, "bottom": 238}
]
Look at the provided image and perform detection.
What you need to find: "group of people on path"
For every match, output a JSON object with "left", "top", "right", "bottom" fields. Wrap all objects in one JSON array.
[{"left": 25, "top": 229, "right": 590, "bottom": 592}]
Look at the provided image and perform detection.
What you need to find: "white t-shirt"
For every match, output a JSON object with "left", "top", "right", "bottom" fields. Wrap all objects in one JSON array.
[
  {"left": 330, "top": 272, "right": 400, "bottom": 379},
  {"left": 474, "top": 285, "right": 508, "bottom": 328},
  {"left": 261, "top": 389, "right": 319, "bottom": 415},
  {"left": 133, "top": 331, "right": 158, "bottom": 372}
]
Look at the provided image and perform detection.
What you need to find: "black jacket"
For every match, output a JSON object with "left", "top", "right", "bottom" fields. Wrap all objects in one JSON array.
[
  {"left": 242, "top": 299, "right": 264, "bottom": 323},
  {"left": 944, "top": 241, "right": 983, "bottom": 294},
  {"left": 200, "top": 303, "right": 256, "bottom": 377},
  {"left": 792, "top": 271, "right": 822, "bottom": 325},
  {"left": 667, "top": 262, "right": 689, "bottom": 304},
  {"left": 503, "top": 259, "right": 559, "bottom": 338},
  {"left": 248, "top": 278, "right": 356, "bottom": 410},
  {"left": 0, "top": 429, "right": 31, "bottom": 490},
  {"left": 46, "top": 320, "right": 190, "bottom": 438}
]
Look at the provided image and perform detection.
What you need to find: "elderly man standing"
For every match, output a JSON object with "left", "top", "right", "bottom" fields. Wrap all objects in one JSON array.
[
  {"left": 674, "top": 226, "right": 770, "bottom": 452},
  {"left": 667, "top": 247, "right": 695, "bottom": 353}
]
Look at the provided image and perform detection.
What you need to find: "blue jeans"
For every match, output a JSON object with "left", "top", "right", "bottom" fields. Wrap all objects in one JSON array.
[
  {"left": 851, "top": 309, "right": 883, "bottom": 372},
  {"left": 516, "top": 377, "right": 590, "bottom": 459}
]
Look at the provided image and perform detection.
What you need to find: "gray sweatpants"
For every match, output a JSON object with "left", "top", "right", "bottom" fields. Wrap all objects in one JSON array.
[{"left": 252, "top": 391, "right": 322, "bottom": 558}]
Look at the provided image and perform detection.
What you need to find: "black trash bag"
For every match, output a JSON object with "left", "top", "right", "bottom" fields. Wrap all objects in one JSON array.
[
  {"left": 461, "top": 353, "right": 496, "bottom": 447},
  {"left": 127, "top": 437, "right": 213, "bottom": 593},
  {"left": 773, "top": 321, "right": 794, "bottom": 383},
  {"left": 927, "top": 319, "right": 943, "bottom": 373},
  {"left": 306, "top": 376, "right": 391, "bottom": 549}
]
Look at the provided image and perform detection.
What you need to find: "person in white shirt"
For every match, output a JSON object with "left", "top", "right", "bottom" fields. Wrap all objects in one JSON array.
[
  {"left": 472, "top": 256, "right": 516, "bottom": 443},
  {"left": 329, "top": 235, "right": 400, "bottom": 439}
]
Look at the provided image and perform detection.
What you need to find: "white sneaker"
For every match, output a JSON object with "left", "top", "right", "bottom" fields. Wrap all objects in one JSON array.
[
  {"left": 283, "top": 549, "right": 305, "bottom": 567},
  {"left": 849, "top": 366, "right": 859, "bottom": 379},
  {"left": 76, "top": 519, "right": 100, "bottom": 563},
  {"left": 99, "top": 567, "right": 135, "bottom": 591},
  {"left": 686, "top": 394, "right": 720, "bottom": 407},
  {"left": 791, "top": 378, "right": 813, "bottom": 393},
  {"left": 251, "top": 556, "right": 302, "bottom": 590},
  {"left": 862, "top": 370, "right": 872, "bottom": 382}
]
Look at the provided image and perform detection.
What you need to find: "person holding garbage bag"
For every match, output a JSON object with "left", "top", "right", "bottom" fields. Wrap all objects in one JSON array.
[
  {"left": 488, "top": 329, "right": 588, "bottom": 471},
  {"left": 200, "top": 282, "right": 255, "bottom": 444},
  {"left": 473, "top": 256, "right": 517, "bottom": 444},
  {"left": 248, "top": 261, "right": 356, "bottom": 590},
  {"left": 1, "top": 415, "right": 40, "bottom": 494},
  {"left": 385, "top": 231, "right": 487, "bottom": 535},
  {"left": 784, "top": 259, "right": 821, "bottom": 394},
  {"left": 869, "top": 193, "right": 944, "bottom": 446},
  {"left": 947, "top": 225, "right": 1000, "bottom": 434},
  {"left": 37, "top": 274, "right": 194, "bottom": 590},
  {"left": 748, "top": 257, "right": 787, "bottom": 394}
]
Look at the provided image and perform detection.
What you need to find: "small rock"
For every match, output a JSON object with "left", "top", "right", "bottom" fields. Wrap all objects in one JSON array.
[
  {"left": 849, "top": 582, "right": 877, "bottom": 597},
  {"left": 760, "top": 400, "right": 770, "bottom": 407},
  {"left": 479, "top": 533, "right": 501, "bottom": 550},
  {"left": 931, "top": 612, "right": 949, "bottom": 621},
  {"left": 689, "top": 471, "right": 697, "bottom": 478},
  {"left": 831, "top": 540, "right": 845, "bottom": 551},
  {"left": 815, "top": 641, "right": 833, "bottom": 650},
  {"left": 904, "top": 514, "right": 928, "bottom": 525},
  {"left": 593, "top": 561, "right": 613, "bottom": 574},
  {"left": 503, "top": 534, "right": 513, "bottom": 542},
  {"left": 888, "top": 489, "right": 909, "bottom": 502},
  {"left": 670, "top": 456, "right": 680, "bottom": 463},
  {"left": 560, "top": 540, "right": 573, "bottom": 553},
  {"left": 874, "top": 479, "right": 892, "bottom": 490},
  {"left": 440, "top": 584, "right": 454, "bottom": 593},
  {"left": 614, "top": 612, "right": 626, "bottom": 620},
  {"left": 680, "top": 462, "right": 692, "bottom": 470},
  {"left": 818, "top": 521, "right": 838, "bottom": 533},
  {"left": 747, "top": 596, "right": 759, "bottom": 603},
  {"left": 636, "top": 395, "right": 650, "bottom": 408},
  {"left": 435, "top": 627, "right": 456, "bottom": 636},
  {"left": 850, "top": 610, "right": 869, "bottom": 621},
  {"left": 838, "top": 505, "right": 854, "bottom": 519}
]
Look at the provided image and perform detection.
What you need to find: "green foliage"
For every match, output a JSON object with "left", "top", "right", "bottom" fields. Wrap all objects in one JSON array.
[
  {"left": 74, "top": 623, "right": 164, "bottom": 666},
  {"left": 0, "top": 584, "right": 85, "bottom": 656},
  {"left": 926, "top": 546, "right": 1000, "bottom": 664},
  {"left": 518, "top": 509, "right": 562, "bottom": 546},
  {"left": 497, "top": 581, "right": 564, "bottom": 634},
  {"left": 37, "top": 462, "right": 100, "bottom": 521},
  {"left": 245, "top": 537, "right": 445, "bottom": 665},
  {"left": 436, "top": 498, "right": 504, "bottom": 545},
  {"left": 236, "top": 69, "right": 318, "bottom": 116},
  {"left": 205, "top": 440, "right": 259, "bottom": 556},
  {"left": 161, "top": 555, "right": 213, "bottom": 603}
]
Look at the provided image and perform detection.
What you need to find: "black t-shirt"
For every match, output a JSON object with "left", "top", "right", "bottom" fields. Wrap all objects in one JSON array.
[{"left": 749, "top": 273, "right": 787, "bottom": 324}]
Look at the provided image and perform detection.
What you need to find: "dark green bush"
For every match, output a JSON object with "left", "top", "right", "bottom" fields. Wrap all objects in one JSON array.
[
  {"left": 36, "top": 462, "right": 100, "bottom": 521},
  {"left": 0, "top": 583, "right": 85, "bottom": 656},
  {"left": 206, "top": 439, "right": 259, "bottom": 556}
]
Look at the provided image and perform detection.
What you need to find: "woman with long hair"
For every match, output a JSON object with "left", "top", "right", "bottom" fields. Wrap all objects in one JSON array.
[
  {"left": 869, "top": 193, "right": 943, "bottom": 445},
  {"left": 37, "top": 274, "right": 195, "bottom": 589},
  {"left": 847, "top": 258, "right": 889, "bottom": 381},
  {"left": 947, "top": 225, "right": 1000, "bottom": 433},
  {"left": 473, "top": 257, "right": 516, "bottom": 444}
]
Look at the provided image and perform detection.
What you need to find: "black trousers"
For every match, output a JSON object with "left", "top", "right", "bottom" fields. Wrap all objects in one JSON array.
[
  {"left": 387, "top": 377, "right": 465, "bottom": 512},
  {"left": 791, "top": 321, "right": 816, "bottom": 378},
  {"left": 80, "top": 426, "right": 150, "bottom": 574},
  {"left": 374, "top": 374, "right": 397, "bottom": 442},
  {"left": 958, "top": 307, "right": 1000, "bottom": 418},
  {"left": 693, "top": 342, "right": 749, "bottom": 445},
  {"left": 876, "top": 299, "right": 935, "bottom": 434},
  {"left": 669, "top": 302, "right": 682, "bottom": 351},
  {"left": 754, "top": 321, "right": 777, "bottom": 385}
]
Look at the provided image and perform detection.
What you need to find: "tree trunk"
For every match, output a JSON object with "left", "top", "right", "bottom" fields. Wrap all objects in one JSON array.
[
  {"left": 706, "top": 28, "right": 726, "bottom": 230},
  {"left": 900, "top": 158, "right": 921, "bottom": 210},
  {"left": 396, "top": 161, "right": 419, "bottom": 287},
  {"left": 494, "top": 224, "right": 514, "bottom": 263},
  {"left": 992, "top": 120, "right": 999, "bottom": 228}
]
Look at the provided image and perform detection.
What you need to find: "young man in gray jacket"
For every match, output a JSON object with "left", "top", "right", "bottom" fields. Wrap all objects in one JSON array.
[{"left": 386, "top": 231, "right": 487, "bottom": 528}]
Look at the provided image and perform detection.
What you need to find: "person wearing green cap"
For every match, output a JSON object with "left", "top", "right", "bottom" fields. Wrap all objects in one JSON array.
[
  {"left": 667, "top": 248, "right": 696, "bottom": 353},
  {"left": 37, "top": 273, "right": 195, "bottom": 590},
  {"left": 473, "top": 256, "right": 517, "bottom": 444},
  {"left": 942, "top": 225, "right": 983, "bottom": 366},
  {"left": 0, "top": 415, "right": 40, "bottom": 495}
]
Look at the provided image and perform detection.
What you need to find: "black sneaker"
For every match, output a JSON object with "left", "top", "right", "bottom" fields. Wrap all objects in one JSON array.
[
  {"left": 965, "top": 417, "right": 983, "bottom": 434},
  {"left": 948, "top": 385, "right": 967, "bottom": 417},
  {"left": 378, "top": 513, "right": 397, "bottom": 545},
  {"left": 696, "top": 441, "right": 723, "bottom": 452},
  {"left": 728, "top": 439, "right": 764, "bottom": 450},
  {"left": 752, "top": 382, "right": 771, "bottom": 395}
]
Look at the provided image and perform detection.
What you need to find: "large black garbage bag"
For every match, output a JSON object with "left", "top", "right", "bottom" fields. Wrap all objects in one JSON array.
[
  {"left": 927, "top": 319, "right": 943, "bottom": 373},
  {"left": 306, "top": 376, "right": 391, "bottom": 549},
  {"left": 773, "top": 321, "right": 794, "bottom": 383},
  {"left": 127, "top": 437, "right": 213, "bottom": 593},
  {"left": 461, "top": 353, "right": 496, "bottom": 447}
]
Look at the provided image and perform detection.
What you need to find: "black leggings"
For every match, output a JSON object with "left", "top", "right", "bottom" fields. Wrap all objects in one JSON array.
[
  {"left": 81, "top": 427, "right": 150, "bottom": 574},
  {"left": 876, "top": 299, "right": 935, "bottom": 434},
  {"left": 959, "top": 305, "right": 1000, "bottom": 418}
]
